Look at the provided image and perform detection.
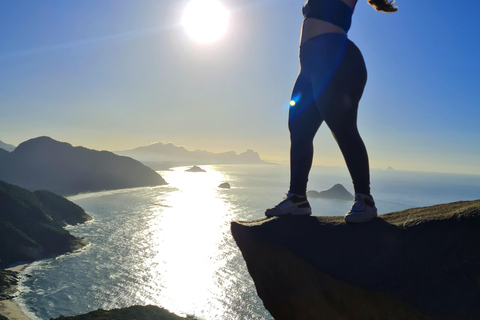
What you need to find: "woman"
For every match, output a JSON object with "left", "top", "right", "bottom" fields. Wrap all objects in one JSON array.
[{"left": 265, "top": 0, "right": 397, "bottom": 223}]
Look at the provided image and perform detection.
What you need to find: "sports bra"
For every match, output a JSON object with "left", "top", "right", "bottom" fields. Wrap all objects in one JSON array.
[{"left": 302, "top": 0, "right": 353, "bottom": 33}]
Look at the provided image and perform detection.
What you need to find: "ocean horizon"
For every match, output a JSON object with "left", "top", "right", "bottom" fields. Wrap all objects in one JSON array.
[{"left": 14, "top": 164, "right": 480, "bottom": 320}]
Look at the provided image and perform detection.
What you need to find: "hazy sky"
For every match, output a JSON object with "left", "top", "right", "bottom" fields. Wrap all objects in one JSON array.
[{"left": 1, "top": 1, "right": 479, "bottom": 174}]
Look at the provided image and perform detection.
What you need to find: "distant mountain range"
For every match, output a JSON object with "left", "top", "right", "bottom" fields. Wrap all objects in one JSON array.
[
  {"left": 0, "top": 140, "right": 15, "bottom": 152},
  {"left": 0, "top": 137, "right": 166, "bottom": 195},
  {"left": 0, "top": 179, "right": 91, "bottom": 268},
  {"left": 115, "top": 142, "right": 271, "bottom": 170}
]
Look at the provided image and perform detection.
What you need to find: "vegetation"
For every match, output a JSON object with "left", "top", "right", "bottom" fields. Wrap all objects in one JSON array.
[
  {"left": 51, "top": 305, "right": 197, "bottom": 320},
  {"left": 0, "top": 313, "right": 9, "bottom": 320},
  {"left": 0, "top": 179, "right": 91, "bottom": 268},
  {"left": 34, "top": 190, "right": 91, "bottom": 226}
]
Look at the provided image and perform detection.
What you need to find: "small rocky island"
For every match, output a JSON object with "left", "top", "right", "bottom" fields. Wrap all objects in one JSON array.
[
  {"left": 307, "top": 184, "right": 353, "bottom": 201},
  {"left": 185, "top": 165, "right": 206, "bottom": 172},
  {"left": 218, "top": 182, "right": 231, "bottom": 189}
]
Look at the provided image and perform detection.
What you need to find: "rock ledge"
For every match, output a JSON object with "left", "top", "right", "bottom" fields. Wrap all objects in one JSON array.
[{"left": 231, "top": 200, "right": 480, "bottom": 320}]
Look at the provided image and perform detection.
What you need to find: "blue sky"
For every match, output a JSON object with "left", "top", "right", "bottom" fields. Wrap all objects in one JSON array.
[{"left": 1, "top": 0, "right": 479, "bottom": 174}]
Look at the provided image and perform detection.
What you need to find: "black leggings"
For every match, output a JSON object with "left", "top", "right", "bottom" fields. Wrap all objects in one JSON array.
[{"left": 288, "top": 33, "right": 370, "bottom": 196}]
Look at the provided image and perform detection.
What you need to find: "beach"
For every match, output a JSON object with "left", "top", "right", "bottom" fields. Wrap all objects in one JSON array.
[{"left": 0, "top": 264, "right": 31, "bottom": 320}]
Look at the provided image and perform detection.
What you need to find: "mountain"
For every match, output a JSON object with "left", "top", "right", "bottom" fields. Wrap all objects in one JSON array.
[
  {"left": 115, "top": 142, "right": 270, "bottom": 170},
  {"left": 0, "top": 140, "right": 15, "bottom": 152},
  {"left": 307, "top": 184, "right": 353, "bottom": 201},
  {"left": 0, "top": 180, "right": 91, "bottom": 268},
  {"left": 0, "top": 148, "right": 8, "bottom": 162},
  {"left": 0, "top": 137, "right": 166, "bottom": 195},
  {"left": 231, "top": 199, "right": 480, "bottom": 319}
]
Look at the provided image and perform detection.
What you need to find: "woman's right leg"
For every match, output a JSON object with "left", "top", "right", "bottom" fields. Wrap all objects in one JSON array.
[
  {"left": 265, "top": 72, "right": 321, "bottom": 216},
  {"left": 288, "top": 72, "right": 323, "bottom": 196}
]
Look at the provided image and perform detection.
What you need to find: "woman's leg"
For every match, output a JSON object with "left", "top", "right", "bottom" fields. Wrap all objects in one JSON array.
[
  {"left": 326, "top": 103, "right": 371, "bottom": 195},
  {"left": 288, "top": 72, "right": 323, "bottom": 196},
  {"left": 310, "top": 38, "right": 370, "bottom": 195}
]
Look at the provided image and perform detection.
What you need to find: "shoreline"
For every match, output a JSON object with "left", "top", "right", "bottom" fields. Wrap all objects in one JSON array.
[
  {"left": 0, "top": 240, "right": 89, "bottom": 320},
  {"left": 0, "top": 264, "right": 32, "bottom": 320}
]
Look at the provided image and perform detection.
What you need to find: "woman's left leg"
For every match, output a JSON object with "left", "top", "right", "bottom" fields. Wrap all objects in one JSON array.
[{"left": 310, "top": 37, "right": 377, "bottom": 222}]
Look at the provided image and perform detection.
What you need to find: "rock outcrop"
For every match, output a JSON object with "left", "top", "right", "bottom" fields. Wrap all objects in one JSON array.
[
  {"left": 231, "top": 200, "right": 480, "bottom": 320},
  {"left": 0, "top": 180, "right": 91, "bottom": 268},
  {"left": 307, "top": 184, "right": 353, "bottom": 201},
  {"left": 0, "top": 136, "right": 166, "bottom": 195}
]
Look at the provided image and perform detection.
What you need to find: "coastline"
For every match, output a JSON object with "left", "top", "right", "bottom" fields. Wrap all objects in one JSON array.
[
  {"left": 0, "top": 240, "right": 89, "bottom": 320},
  {"left": 0, "top": 264, "right": 32, "bottom": 320}
]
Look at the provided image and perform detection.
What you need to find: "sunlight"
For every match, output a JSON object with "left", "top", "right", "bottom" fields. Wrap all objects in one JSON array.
[
  {"left": 182, "top": 0, "right": 230, "bottom": 43},
  {"left": 145, "top": 166, "right": 235, "bottom": 316}
]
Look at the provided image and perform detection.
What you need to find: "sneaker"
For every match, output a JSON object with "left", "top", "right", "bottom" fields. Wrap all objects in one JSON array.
[
  {"left": 265, "top": 193, "right": 312, "bottom": 217},
  {"left": 344, "top": 193, "right": 378, "bottom": 223}
]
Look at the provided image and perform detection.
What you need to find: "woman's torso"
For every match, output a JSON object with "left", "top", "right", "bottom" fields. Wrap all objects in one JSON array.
[{"left": 301, "top": 0, "right": 357, "bottom": 44}]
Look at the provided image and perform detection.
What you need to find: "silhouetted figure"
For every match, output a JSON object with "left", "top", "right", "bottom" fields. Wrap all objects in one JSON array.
[{"left": 266, "top": 0, "right": 397, "bottom": 223}]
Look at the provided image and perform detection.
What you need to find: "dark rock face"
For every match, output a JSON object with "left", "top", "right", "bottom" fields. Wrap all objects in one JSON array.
[
  {"left": 231, "top": 200, "right": 480, "bottom": 320},
  {"left": 0, "top": 269, "right": 20, "bottom": 300},
  {"left": 0, "top": 180, "right": 91, "bottom": 268},
  {"left": 0, "top": 136, "right": 166, "bottom": 195},
  {"left": 307, "top": 184, "right": 353, "bottom": 201}
]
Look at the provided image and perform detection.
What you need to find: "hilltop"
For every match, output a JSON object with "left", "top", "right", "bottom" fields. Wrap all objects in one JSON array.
[{"left": 0, "top": 137, "right": 166, "bottom": 195}]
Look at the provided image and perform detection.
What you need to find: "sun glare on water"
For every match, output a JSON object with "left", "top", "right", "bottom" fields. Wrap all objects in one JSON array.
[{"left": 182, "top": 0, "right": 230, "bottom": 43}]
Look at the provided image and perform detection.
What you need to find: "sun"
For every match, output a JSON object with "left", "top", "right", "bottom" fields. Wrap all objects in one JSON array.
[{"left": 182, "top": 0, "right": 230, "bottom": 44}]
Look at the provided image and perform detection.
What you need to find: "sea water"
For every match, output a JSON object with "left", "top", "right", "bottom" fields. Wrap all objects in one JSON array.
[{"left": 15, "top": 165, "right": 480, "bottom": 320}]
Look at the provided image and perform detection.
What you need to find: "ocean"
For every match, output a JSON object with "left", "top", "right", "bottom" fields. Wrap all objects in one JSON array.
[{"left": 15, "top": 164, "right": 480, "bottom": 320}]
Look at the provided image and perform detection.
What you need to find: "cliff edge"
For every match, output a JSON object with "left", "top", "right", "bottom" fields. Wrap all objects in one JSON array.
[{"left": 231, "top": 200, "right": 480, "bottom": 320}]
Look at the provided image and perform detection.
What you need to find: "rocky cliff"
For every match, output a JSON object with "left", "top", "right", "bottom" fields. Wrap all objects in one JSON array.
[
  {"left": 0, "top": 136, "right": 166, "bottom": 195},
  {"left": 231, "top": 200, "right": 480, "bottom": 320}
]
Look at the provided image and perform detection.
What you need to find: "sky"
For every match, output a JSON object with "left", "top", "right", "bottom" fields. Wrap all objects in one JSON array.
[{"left": 1, "top": 0, "right": 479, "bottom": 175}]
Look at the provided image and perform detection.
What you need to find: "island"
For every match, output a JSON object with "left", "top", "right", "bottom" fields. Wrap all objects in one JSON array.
[
  {"left": 306, "top": 184, "right": 353, "bottom": 201},
  {"left": 218, "top": 182, "right": 231, "bottom": 189},
  {"left": 185, "top": 165, "right": 206, "bottom": 172}
]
